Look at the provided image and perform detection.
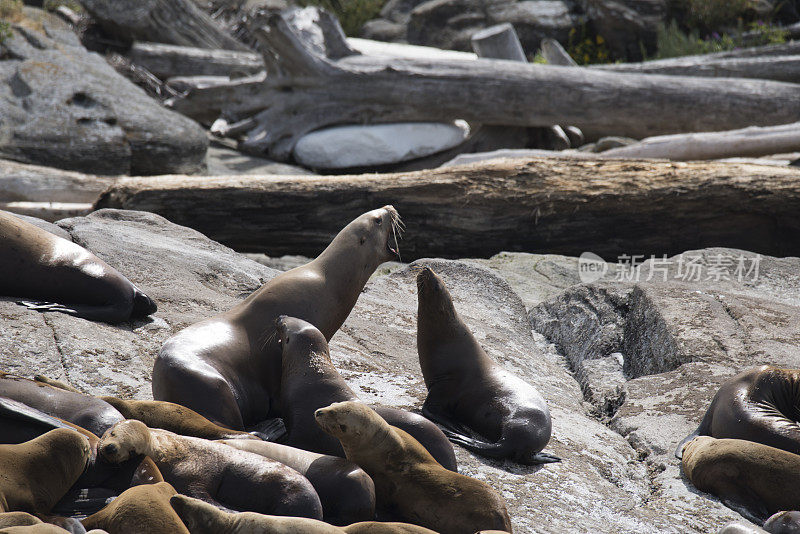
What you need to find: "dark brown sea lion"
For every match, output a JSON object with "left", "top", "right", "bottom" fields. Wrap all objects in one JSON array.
[
  {"left": 677, "top": 366, "right": 800, "bottom": 459},
  {"left": 152, "top": 206, "right": 403, "bottom": 430},
  {"left": 98, "top": 420, "right": 322, "bottom": 519},
  {"left": 81, "top": 482, "right": 188, "bottom": 534},
  {"left": 682, "top": 436, "right": 800, "bottom": 523},
  {"left": 170, "top": 494, "right": 439, "bottom": 534},
  {"left": 315, "top": 401, "right": 513, "bottom": 534},
  {"left": 0, "top": 375, "right": 123, "bottom": 438},
  {"left": 415, "top": 266, "right": 557, "bottom": 464},
  {"left": 276, "top": 315, "right": 457, "bottom": 470},
  {"left": 764, "top": 511, "right": 800, "bottom": 534},
  {"left": 0, "top": 210, "right": 156, "bottom": 323},
  {"left": 0, "top": 429, "right": 91, "bottom": 515},
  {"left": 218, "top": 438, "right": 374, "bottom": 526}
]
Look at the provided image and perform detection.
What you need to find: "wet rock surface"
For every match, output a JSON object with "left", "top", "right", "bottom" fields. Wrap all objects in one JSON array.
[{"left": 1, "top": 211, "right": 796, "bottom": 532}]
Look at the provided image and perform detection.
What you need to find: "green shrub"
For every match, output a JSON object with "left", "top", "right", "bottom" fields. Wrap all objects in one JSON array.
[
  {"left": 681, "top": 0, "right": 752, "bottom": 31},
  {"left": 297, "top": 0, "right": 386, "bottom": 36},
  {"left": 566, "top": 26, "right": 612, "bottom": 65},
  {"left": 0, "top": 0, "right": 23, "bottom": 21},
  {"left": 649, "top": 19, "right": 787, "bottom": 60},
  {"left": 0, "top": 21, "right": 10, "bottom": 44}
]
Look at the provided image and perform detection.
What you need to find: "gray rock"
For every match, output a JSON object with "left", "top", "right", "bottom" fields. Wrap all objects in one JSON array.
[
  {"left": 1, "top": 210, "right": 794, "bottom": 532},
  {"left": 594, "top": 136, "right": 639, "bottom": 152},
  {"left": 0, "top": 8, "right": 208, "bottom": 175},
  {"left": 205, "top": 145, "right": 314, "bottom": 175},
  {"left": 360, "top": 18, "right": 408, "bottom": 41},
  {"left": 578, "top": 0, "right": 668, "bottom": 60}
]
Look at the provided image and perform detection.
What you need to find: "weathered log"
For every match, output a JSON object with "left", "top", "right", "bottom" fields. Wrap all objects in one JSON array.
[
  {"left": 94, "top": 158, "right": 800, "bottom": 260},
  {"left": 593, "top": 54, "right": 800, "bottom": 83},
  {"left": 167, "top": 7, "right": 800, "bottom": 161},
  {"left": 602, "top": 121, "right": 800, "bottom": 160},
  {"left": 80, "top": 0, "right": 250, "bottom": 51},
  {"left": 128, "top": 42, "right": 264, "bottom": 79},
  {"left": 470, "top": 23, "right": 527, "bottom": 61},
  {"left": 540, "top": 38, "right": 577, "bottom": 66}
]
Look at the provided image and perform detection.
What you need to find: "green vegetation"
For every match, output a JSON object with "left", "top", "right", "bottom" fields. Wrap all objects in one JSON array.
[
  {"left": 43, "top": 0, "right": 84, "bottom": 13},
  {"left": 680, "top": 0, "right": 751, "bottom": 31},
  {"left": 649, "top": 19, "right": 788, "bottom": 60},
  {"left": 566, "top": 26, "right": 612, "bottom": 65},
  {"left": 0, "top": 0, "right": 22, "bottom": 44},
  {"left": 296, "top": 0, "right": 387, "bottom": 36}
]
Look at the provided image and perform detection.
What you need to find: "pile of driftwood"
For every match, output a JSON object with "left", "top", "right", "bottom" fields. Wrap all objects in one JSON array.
[{"left": 73, "top": 0, "right": 800, "bottom": 166}]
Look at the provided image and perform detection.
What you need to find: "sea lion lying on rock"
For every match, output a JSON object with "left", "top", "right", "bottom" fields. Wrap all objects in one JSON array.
[
  {"left": 82, "top": 482, "right": 188, "bottom": 534},
  {"left": 99, "top": 420, "right": 322, "bottom": 519},
  {"left": 315, "top": 401, "right": 513, "bottom": 534}
]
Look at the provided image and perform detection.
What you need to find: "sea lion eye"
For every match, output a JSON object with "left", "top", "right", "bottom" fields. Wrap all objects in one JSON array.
[{"left": 374, "top": 218, "right": 381, "bottom": 225}]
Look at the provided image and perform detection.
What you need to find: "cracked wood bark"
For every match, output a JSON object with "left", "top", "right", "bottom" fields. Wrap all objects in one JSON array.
[
  {"left": 128, "top": 42, "right": 264, "bottom": 79},
  {"left": 602, "top": 121, "right": 800, "bottom": 160},
  {"left": 94, "top": 158, "right": 800, "bottom": 260},
  {"left": 166, "top": 7, "right": 800, "bottom": 161},
  {"left": 80, "top": 0, "right": 251, "bottom": 51}
]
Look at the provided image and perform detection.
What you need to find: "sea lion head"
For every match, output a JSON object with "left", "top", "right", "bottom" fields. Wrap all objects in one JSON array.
[
  {"left": 415, "top": 266, "right": 457, "bottom": 320},
  {"left": 275, "top": 315, "right": 328, "bottom": 360},
  {"left": 99, "top": 420, "right": 151, "bottom": 463},
  {"left": 314, "top": 401, "right": 385, "bottom": 448},
  {"left": 340, "top": 205, "right": 403, "bottom": 264},
  {"left": 764, "top": 510, "right": 800, "bottom": 534}
]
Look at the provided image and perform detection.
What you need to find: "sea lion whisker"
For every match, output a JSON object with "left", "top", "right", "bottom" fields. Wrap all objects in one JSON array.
[{"left": 391, "top": 223, "right": 402, "bottom": 262}]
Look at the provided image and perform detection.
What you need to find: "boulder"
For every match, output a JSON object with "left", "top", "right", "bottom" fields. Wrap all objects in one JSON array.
[
  {"left": 0, "top": 9, "right": 208, "bottom": 175},
  {"left": 292, "top": 121, "right": 470, "bottom": 169},
  {"left": 406, "top": 0, "right": 580, "bottom": 55},
  {"left": 578, "top": 0, "right": 669, "bottom": 60},
  {"left": 1, "top": 209, "right": 795, "bottom": 532},
  {"left": 205, "top": 144, "right": 314, "bottom": 175}
]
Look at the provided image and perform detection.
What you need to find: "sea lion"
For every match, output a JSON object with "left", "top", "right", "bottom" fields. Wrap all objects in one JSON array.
[
  {"left": 682, "top": 436, "right": 800, "bottom": 522},
  {"left": 0, "top": 375, "right": 123, "bottom": 438},
  {"left": 276, "top": 315, "right": 457, "bottom": 470},
  {"left": 152, "top": 206, "right": 403, "bottom": 429},
  {"left": 0, "top": 210, "right": 156, "bottom": 323},
  {"left": 0, "top": 526, "right": 74, "bottom": 533},
  {"left": 716, "top": 525, "right": 768, "bottom": 534},
  {"left": 315, "top": 401, "right": 513, "bottom": 534},
  {"left": 218, "top": 438, "right": 374, "bottom": 525},
  {"left": 764, "top": 511, "right": 800, "bottom": 534},
  {"left": 98, "top": 397, "right": 255, "bottom": 441},
  {"left": 415, "top": 266, "right": 557, "bottom": 464},
  {"left": 677, "top": 366, "right": 800, "bottom": 459},
  {"left": 0, "top": 513, "right": 42, "bottom": 528},
  {"left": 81, "top": 482, "right": 188, "bottom": 534},
  {"left": 0, "top": 429, "right": 91, "bottom": 515},
  {"left": 98, "top": 420, "right": 322, "bottom": 519},
  {"left": 170, "top": 494, "right": 439, "bottom": 534}
]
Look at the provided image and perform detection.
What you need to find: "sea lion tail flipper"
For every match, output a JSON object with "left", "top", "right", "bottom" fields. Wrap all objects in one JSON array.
[
  {"left": 33, "top": 375, "right": 84, "bottom": 394},
  {"left": 246, "top": 417, "right": 287, "bottom": 441},
  {"left": 528, "top": 452, "right": 562, "bottom": 464},
  {"left": 17, "top": 300, "right": 77, "bottom": 314}
]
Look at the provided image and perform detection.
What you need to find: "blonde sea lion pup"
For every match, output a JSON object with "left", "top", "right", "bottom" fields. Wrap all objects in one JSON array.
[
  {"left": 315, "top": 402, "right": 513, "bottom": 534},
  {"left": 153, "top": 206, "right": 404, "bottom": 430},
  {"left": 170, "top": 494, "right": 439, "bottom": 534},
  {"left": 0, "top": 210, "right": 156, "bottom": 323},
  {"left": 682, "top": 436, "right": 800, "bottom": 523},
  {"left": 82, "top": 482, "right": 188, "bottom": 534},
  {"left": 98, "top": 420, "right": 322, "bottom": 519},
  {"left": 0, "top": 429, "right": 91, "bottom": 515}
]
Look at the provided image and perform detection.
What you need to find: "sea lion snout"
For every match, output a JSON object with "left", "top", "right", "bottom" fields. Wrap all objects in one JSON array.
[{"left": 102, "top": 442, "right": 118, "bottom": 457}]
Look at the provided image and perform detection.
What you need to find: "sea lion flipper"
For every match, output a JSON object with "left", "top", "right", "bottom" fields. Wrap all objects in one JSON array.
[
  {"left": 17, "top": 300, "right": 78, "bottom": 314},
  {"left": 246, "top": 417, "right": 287, "bottom": 442},
  {"left": 675, "top": 430, "right": 701, "bottom": 459},
  {"left": 528, "top": 452, "right": 562, "bottom": 464}
]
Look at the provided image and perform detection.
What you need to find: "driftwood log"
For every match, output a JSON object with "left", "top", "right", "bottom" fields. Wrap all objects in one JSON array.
[
  {"left": 95, "top": 158, "right": 800, "bottom": 259},
  {"left": 80, "top": 0, "right": 250, "bottom": 51},
  {"left": 168, "top": 7, "right": 800, "bottom": 161},
  {"left": 128, "top": 42, "right": 264, "bottom": 79},
  {"left": 602, "top": 121, "right": 800, "bottom": 160}
]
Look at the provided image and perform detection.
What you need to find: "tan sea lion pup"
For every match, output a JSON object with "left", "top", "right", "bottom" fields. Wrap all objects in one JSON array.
[
  {"left": 682, "top": 436, "right": 800, "bottom": 522},
  {"left": 98, "top": 420, "right": 323, "bottom": 519},
  {"left": 0, "top": 429, "right": 90, "bottom": 516},
  {"left": 82, "top": 482, "right": 188, "bottom": 534},
  {"left": 315, "top": 401, "right": 513, "bottom": 534},
  {"left": 0, "top": 210, "right": 156, "bottom": 323},
  {"left": 170, "top": 494, "right": 439, "bottom": 534},
  {"left": 415, "top": 266, "right": 557, "bottom": 465},
  {"left": 153, "top": 206, "right": 403, "bottom": 429},
  {"left": 676, "top": 366, "right": 800, "bottom": 458}
]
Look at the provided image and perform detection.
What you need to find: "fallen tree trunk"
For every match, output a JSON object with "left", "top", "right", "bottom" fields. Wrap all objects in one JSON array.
[
  {"left": 167, "top": 7, "right": 800, "bottom": 161},
  {"left": 94, "top": 158, "right": 800, "bottom": 260},
  {"left": 602, "top": 121, "right": 800, "bottom": 160},
  {"left": 80, "top": 0, "right": 251, "bottom": 51},
  {"left": 128, "top": 42, "right": 264, "bottom": 79},
  {"left": 593, "top": 54, "right": 800, "bottom": 83}
]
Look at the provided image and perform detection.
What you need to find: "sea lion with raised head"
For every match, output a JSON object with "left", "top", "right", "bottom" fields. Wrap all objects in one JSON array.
[
  {"left": 0, "top": 429, "right": 91, "bottom": 515},
  {"left": 0, "top": 210, "right": 156, "bottom": 323},
  {"left": 415, "top": 266, "right": 557, "bottom": 464},
  {"left": 276, "top": 315, "right": 457, "bottom": 470},
  {"left": 152, "top": 206, "right": 403, "bottom": 429},
  {"left": 98, "top": 420, "right": 322, "bottom": 519},
  {"left": 218, "top": 438, "right": 374, "bottom": 525},
  {"left": 81, "top": 482, "right": 188, "bottom": 534},
  {"left": 315, "top": 401, "right": 513, "bottom": 534},
  {"left": 676, "top": 366, "right": 800, "bottom": 458},
  {"left": 170, "top": 494, "right": 439, "bottom": 534},
  {"left": 682, "top": 436, "right": 800, "bottom": 523}
]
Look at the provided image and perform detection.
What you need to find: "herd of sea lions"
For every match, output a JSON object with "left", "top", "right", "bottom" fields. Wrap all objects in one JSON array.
[{"left": 0, "top": 206, "right": 799, "bottom": 533}]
